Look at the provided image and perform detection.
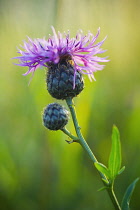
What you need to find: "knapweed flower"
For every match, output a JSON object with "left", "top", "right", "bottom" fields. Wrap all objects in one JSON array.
[
  {"left": 43, "top": 103, "right": 69, "bottom": 130},
  {"left": 13, "top": 26, "right": 109, "bottom": 99}
]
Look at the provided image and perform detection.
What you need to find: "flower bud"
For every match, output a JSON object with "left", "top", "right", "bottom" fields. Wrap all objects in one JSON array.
[{"left": 43, "top": 103, "right": 69, "bottom": 130}]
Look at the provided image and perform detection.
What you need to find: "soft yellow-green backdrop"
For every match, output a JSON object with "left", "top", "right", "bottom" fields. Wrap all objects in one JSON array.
[{"left": 0, "top": 0, "right": 140, "bottom": 209}]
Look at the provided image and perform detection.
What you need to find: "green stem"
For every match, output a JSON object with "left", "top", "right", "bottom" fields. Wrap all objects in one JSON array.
[
  {"left": 65, "top": 98, "right": 98, "bottom": 163},
  {"left": 107, "top": 186, "right": 121, "bottom": 210},
  {"left": 61, "top": 127, "right": 79, "bottom": 141},
  {"left": 65, "top": 97, "right": 121, "bottom": 210}
]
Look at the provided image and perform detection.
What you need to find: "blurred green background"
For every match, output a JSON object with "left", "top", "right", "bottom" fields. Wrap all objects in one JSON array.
[{"left": 0, "top": 0, "right": 140, "bottom": 209}]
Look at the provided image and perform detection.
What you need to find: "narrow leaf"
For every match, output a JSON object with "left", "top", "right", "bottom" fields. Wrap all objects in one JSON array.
[
  {"left": 102, "top": 178, "right": 109, "bottom": 185},
  {"left": 121, "top": 178, "right": 139, "bottom": 210},
  {"left": 118, "top": 166, "right": 125, "bottom": 175},
  {"left": 98, "top": 186, "right": 108, "bottom": 192},
  {"left": 95, "top": 162, "right": 110, "bottom": 179},
  {"left": 108, "top": 125, "right": 121, "bottom": 180}
]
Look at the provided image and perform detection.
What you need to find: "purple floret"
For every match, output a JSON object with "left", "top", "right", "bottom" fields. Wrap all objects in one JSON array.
[{"left": 13, "top": 26, "right": 109, "bottom": 84}]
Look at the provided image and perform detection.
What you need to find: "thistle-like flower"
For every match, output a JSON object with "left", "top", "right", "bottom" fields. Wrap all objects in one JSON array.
[{"left": 13, "top": 26, "right": 109, "bottom": 99}]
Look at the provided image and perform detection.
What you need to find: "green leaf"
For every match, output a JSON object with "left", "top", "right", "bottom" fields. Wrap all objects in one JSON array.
[
  {"left": 102, "top": 178, "right": 109, "bottom": 185},
  {"left": 98, "top": 186, "right": 108, "bottom": 192},
  {"left": 95, "top": 162, "right": 110, "bottom": 179},
  {"left": 118, "top": 166, "right": 125, "bottom": 175},
  {"left": 121, "top": 178, "right": 139, "bottom": 210},
  {"left": 108, "top": 125, "right": 121, "bottom": 180}
]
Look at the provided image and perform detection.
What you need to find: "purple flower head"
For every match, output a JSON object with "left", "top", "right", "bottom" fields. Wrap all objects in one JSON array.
[{"left": 13, "top": 26, "right": 109, "bottom": 86}]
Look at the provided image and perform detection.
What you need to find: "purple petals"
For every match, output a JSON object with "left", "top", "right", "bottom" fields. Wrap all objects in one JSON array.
[{"left": 13, "top": 26, "right": 109, "bottom": 83}]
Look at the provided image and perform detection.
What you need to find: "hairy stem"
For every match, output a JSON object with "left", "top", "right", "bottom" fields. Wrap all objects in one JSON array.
[{"left": 65, "top": 97, "right": 121, "bottom": 210}]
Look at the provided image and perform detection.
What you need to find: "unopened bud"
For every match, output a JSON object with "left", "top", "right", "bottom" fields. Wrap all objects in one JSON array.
[{"left": 43, "top": 103, "right": 69, "bottom": 130}]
